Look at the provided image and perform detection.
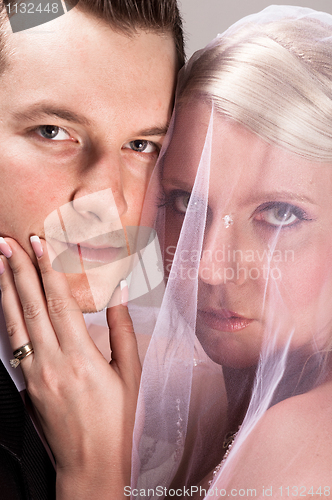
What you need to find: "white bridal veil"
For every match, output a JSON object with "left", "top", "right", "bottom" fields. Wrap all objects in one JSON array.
[{"left": 130, "top": 5, "right": 332, "bottom": 499}]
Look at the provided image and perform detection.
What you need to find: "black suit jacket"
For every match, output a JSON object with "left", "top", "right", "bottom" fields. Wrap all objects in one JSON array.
[{"left": 0, "top": 359, "right": 56, "bottom": 499}]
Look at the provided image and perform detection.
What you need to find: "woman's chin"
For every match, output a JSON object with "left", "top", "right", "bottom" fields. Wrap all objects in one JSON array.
[{"left": 196, "top": 327, "right": 262, "bottom": 369}]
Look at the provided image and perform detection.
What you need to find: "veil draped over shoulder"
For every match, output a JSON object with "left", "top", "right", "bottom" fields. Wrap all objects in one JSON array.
[{"left": 130, "top": 6, "right": 332, "bottom": 498}]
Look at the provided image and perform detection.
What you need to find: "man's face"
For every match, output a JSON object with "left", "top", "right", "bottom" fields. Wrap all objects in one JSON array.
[{"left": 0, "top": 9, "right": 177, "bottom": 312}]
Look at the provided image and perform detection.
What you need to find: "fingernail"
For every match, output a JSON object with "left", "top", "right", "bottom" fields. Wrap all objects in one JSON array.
[
  {"left": 0, "top": 237, "right": 12, "bottom": 258},
  {"left": 0, "top": 257, "right": 5, "bottom": 275},
  {"left": 30, "top": 235, "right": 43, "bottom": 259},
  {"left": 120, "top": 279, "right": 128, "bottom": 306}
]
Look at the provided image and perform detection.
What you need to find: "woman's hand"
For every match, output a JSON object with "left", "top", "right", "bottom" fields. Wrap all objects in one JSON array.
[{"left": 0, "top": 236, "right": 141, "bottom": 499}]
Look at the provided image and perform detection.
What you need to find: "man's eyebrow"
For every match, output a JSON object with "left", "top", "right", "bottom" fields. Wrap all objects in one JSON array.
[
  {"left": 11, "top": 104, "right": 91, "bottom": 127},
  {"left": 11, "top": 105, "right": 168, "bottom": 137},
  {"left": 137, "top": 126, "right": 169, "bottom": 137}
]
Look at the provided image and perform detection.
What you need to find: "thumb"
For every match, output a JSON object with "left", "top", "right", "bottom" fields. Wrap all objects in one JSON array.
[{"left": 107, "top": 281, "right": 141, "bottom": 380}]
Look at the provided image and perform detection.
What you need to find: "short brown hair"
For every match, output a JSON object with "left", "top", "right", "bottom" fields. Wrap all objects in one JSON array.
[{"left": 0, "top": 0, "right": 185, "bottom": 72}]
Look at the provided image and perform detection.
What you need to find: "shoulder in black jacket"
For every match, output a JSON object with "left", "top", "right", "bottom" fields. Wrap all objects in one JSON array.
[{"left": 0, "top": 360, "right": 56, "bottom": 500}]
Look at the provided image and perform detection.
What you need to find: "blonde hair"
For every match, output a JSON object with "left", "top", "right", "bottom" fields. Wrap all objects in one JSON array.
[{"left": 179, "top": 16, "right": 332, "bottom": 161}]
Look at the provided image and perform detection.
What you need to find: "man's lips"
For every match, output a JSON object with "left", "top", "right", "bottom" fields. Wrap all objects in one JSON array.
[
  {"left": 51, "top": 239, "right": 127, "bottom": 266},
  {"left": 77, "top": 243, "right": 124, "bottom": 264},
  {"left": 197, "top": 308, "right": 254, "bottom": 332}
]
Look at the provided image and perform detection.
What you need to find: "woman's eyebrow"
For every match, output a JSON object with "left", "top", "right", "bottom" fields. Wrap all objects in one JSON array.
[
  {"left": 11, "top": 104, "right": 91, "bottom": 126},
  {"left": 244, "top": 190, "right": 316, "bottom": 205},
  {"left": 161, "top": 178, "right": 193, "bottom": 191}
]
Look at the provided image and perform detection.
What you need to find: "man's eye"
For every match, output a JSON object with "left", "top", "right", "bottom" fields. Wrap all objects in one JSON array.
[
  {"left": 123, "top": 140, "right": 158, "bottom": 153},
  {"left": 35, "top": 125, "right": 71, "bottom": 141},
  {"left": 254, "top": 202, "right": 310, "bottom": 228}
]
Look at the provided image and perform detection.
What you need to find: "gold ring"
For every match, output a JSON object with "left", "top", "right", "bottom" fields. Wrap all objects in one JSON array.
[{"left": 10, "top": 341, "right": 34, "bottom": 368}]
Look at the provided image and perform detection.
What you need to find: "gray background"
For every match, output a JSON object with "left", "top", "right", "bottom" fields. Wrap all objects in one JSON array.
[{"left": 179, "top": 0, "right": 332, "bottom": 57}]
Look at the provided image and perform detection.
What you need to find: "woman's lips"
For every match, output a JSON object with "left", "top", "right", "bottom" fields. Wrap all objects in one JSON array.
[{"left": 198, "top": 309, "right": 254, "bottom": 332}]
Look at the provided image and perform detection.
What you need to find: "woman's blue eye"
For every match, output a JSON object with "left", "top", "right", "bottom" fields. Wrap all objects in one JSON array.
[
  {"left": 254, "top": 202, "right": 310, "bottom": 227},
  {"left": 123, "top": 140, "right": 158, "bottom": 153},
  {"left": 159, "top": 190, "right": 191, "bottom": 213},
  {"left": 36, "top": 125, "right": 70, "bottom": 141},
  {"left": 173, "top": 193, "right": 191, "bottom": 213},
  {"left": 159, "top": 190, "right": 205, "bottom": 216}
]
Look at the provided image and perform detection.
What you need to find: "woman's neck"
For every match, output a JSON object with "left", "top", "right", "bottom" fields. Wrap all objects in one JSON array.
[{"left": 222, "top": 364, "right": 257, "bottom": 432}]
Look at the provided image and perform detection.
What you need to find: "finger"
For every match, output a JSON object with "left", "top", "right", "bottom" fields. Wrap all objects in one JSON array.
[
  {"left": 0, "top": 254, "right": 34, "bottom": 369},
  {"left": 107, "top": 282, "right": 141, "bottom": 380},
  {"left": 31, "top": 237, "right": 94, "bottom": 352},
  {"left": 0, "top": 238, "right": 59, "bottom": 354}
]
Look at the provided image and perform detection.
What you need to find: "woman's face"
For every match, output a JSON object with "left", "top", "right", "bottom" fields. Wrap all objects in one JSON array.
[{"left": 162, "top": 101, "right": 332, "bottom": 368}]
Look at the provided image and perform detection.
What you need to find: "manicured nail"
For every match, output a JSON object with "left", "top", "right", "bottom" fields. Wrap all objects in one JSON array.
[
  {"left": 120, "top": 279, "right": 128, "bottom": 306},
  {"left": 30, "top": 235, "right": 43, "bottom": 259},
  {"left": 0, "top": 237, "right": 12, "bottom": 258},
  {"left": 0, "top": 257, "right": 5, "bottom": 275}
]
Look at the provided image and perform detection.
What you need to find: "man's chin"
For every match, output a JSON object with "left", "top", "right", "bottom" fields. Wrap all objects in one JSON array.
[
  {"left": 65, "top": 273, "right": 113, "bottom": 313},
  {"left": 75, "top": 293, "right": 105, "bottom": 314}
]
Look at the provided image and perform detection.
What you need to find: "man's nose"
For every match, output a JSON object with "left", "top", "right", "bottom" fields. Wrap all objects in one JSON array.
[
  {"left": 72, "top": 156, "right": 127, "bottom": 222},
  {"left": 72, "top": 188, "right": 126, "bottom": 223}
]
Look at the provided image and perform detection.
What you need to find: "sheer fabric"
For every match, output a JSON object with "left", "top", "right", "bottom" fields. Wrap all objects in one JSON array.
[{"left": 131, "top": 6, "right": 332, "bottom": 498}]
